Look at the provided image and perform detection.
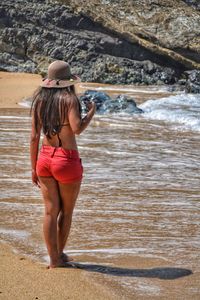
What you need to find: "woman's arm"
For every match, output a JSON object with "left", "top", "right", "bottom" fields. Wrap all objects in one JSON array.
[
  {"left": 68, "top": 97, "right": 96, "bottom": 135},
  {"left": 30, "top": 115, "right": 41, "bottom": 187}
]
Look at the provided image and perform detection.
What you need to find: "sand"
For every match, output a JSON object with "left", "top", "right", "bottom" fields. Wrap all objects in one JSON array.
[
  {"left": 0, "top": 71, "right": 41, "bottom": 108},
  {"left": 0, "top": 71, "right": 104, "bottom": 108},
  {"left": 0, "top": 243, "right": 116, "bottom": 300},
  {"left": 1, "top": 243, "right": 200, "bottom": 300},
  {"left": 0, "top": 71, "right": 173, "bottom": 109},
  {"left": 1, "top": 71, "right": 200, "bottom": 299}
]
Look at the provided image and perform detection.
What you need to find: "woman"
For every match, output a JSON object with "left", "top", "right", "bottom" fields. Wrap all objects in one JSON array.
[{"left": 30, "top": 60, "right": 96, "bottom": 268}]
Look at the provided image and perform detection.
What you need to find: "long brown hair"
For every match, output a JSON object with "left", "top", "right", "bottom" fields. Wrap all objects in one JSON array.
[{"left": 30, "top": 85, "right": 81, "bottom": 138}]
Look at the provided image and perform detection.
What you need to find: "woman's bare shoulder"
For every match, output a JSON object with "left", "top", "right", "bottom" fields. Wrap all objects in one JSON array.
[{"left": 65, "top": 93, "right": 80, "bottom": 109}]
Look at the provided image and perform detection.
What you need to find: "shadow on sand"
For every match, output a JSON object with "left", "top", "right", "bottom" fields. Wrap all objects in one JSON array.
[{"left": 68, "top": 262, "right": 192, "bottom": 280}]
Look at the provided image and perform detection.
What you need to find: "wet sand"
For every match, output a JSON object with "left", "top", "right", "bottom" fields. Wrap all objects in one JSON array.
[{"left": 0, "top": 71, "right": 200, "bottom": 299}]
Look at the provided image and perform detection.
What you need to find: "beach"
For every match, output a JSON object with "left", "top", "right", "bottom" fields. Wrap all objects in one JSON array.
[
  {"left": 1, "top": 242, "right": 200, "bottom": 300},
  {"left": 0, "top": 71, "right": 200, "bottom": 299},
  {"left": 0, "top": 71, "right": 175, "bottom": 108},
  {"left": 0, "top": 71, "right": 117, "bottom": 300},
  {"left": 0, "top": 243, "right": 117, "bottom": 300}
]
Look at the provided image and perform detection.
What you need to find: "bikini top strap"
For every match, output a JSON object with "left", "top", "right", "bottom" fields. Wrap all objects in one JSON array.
[{"left": 54, "top": 123, "right": 69, "bottom": 147}]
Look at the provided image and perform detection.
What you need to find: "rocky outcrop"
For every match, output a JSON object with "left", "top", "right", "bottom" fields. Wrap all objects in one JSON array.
[
  {"left": 0, "top": 0, "right": 199, "bottom": 90},
  {"left": 62, "top": 0, "right": 200, "bottom": 70},
  {"left": 183, "top": 0, "right": 200, "bottom": 11}
]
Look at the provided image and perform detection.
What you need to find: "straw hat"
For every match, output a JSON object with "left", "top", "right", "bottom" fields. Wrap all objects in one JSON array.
[{"left": 40, "top": 60, "right": 81, "bottom": 88}]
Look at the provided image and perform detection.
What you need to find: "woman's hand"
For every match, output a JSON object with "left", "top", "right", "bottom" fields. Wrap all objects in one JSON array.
[
  {"left": 68, "top": 98, "right": 96, "bottom": 135},
  {"left": 32, "top": 169, "right": 40, "bottom": 188},
  {"left": 85, "top": 101, "right": 96, "bottom": 113}
]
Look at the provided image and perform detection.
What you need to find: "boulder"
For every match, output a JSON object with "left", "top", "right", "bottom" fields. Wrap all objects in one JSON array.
[
  {"left": 80, "top": 90, "right": 143, "bottom": 114},
  {"left": 185, "top": 70, "right": 200, "bottom": 93}
]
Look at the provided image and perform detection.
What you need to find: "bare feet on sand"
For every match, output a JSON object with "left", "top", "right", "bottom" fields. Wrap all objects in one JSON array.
[
  {"left": 47, "top": 259, "right": 71, "bottom": 269},
  {"left": 47, "top": 254, "right": 74, "bottom": 268}
]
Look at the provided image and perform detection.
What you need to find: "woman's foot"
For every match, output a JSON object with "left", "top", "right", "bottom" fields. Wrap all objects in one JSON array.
[
  {"left": 60, "top": 252, "right": 74, "bottom": 263},
  {"left": 47, "top": 260, "right": 70, "bottom": 269}
]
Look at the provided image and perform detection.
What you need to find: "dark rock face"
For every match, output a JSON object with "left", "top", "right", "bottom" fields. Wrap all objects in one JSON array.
[
  {"left": 0, "top": 0, "right": 199, "bottom": 91},
  {"left": 0, "top": 0, "right": 181, "bottom": 86},
  {"left": 63, "top": 0, "right": 200, "bottom": 72}
]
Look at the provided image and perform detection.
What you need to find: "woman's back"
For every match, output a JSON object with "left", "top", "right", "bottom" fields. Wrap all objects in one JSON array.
[
  {"left": 31, "top": 86, "right": 82, "bottom": 150},
  {"left": 42, "top": 122, "right": 78, "bottom": 150}
]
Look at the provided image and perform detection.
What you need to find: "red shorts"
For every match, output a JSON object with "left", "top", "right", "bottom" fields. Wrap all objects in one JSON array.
[{"left": 36, "top": 145, "right": 83, "bottom": 184}]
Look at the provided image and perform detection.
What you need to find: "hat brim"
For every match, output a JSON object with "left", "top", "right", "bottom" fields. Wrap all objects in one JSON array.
[{"left": 40, "top": 75, "right": 81, "bottom": 88}]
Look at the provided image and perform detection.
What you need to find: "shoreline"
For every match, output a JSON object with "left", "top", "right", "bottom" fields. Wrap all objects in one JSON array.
[
  {"left": 0, "top": 242, "right": 117, "bottom": 300},
  {"left": 0, "top": 71, "right": 177, "bottom": 109},
  {"left": 1, "top": 241, "right": 200, "bottom": 300}
]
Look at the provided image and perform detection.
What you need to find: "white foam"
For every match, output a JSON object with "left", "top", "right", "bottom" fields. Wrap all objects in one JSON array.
[
  {"left": 67, "top": 248, "right": 146, "bottom": 254},
  {"left": 0, "top": 116, "right": 30, "bottom": 120},
  {"left": 0, "top": 201, "right": 43, "bottom": 210},
  {"left": 0, "top": 178, "right": 31, "bottom": 183},
  {"left": 79, "top": 84, "right": 174, "bottom": 94},
  {"left": 18, "top": 101, "right": 31, "bottom": 108},
  {"left": 140, "top": 93, "right": 200, "bottom": 132},
  {"left": 0, "top": 128, "right": 30, "bottom": 132},
  {"left": 0, "top": 228, "right": 30, "bottom": 238}
]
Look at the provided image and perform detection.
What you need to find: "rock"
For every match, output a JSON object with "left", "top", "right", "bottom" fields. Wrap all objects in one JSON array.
[
  {"left": 185, "top": 70, "right": 200, "bottom": 93},
  {"left": 80, "top": 90, "right": 143, "bottom": 114},
  {"left": 66, "top": 0, "right": 200, "bottom": 70},
  {"left": 101, "top": 95, "right": 143, "bottom": 114},
  {"left": 182, "top": 0, "right": 200, "bottom": 11},
  {"left": 80, "top": 90, "right": 111, "bottom": 111}
]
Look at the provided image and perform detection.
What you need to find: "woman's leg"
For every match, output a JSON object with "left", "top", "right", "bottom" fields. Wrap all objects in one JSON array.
[
  {"left": 39, "top": 176, "right": 65, "bottom": 267},
  {"left": 57, "top": 180, "right": 81, "bottom": 260}
]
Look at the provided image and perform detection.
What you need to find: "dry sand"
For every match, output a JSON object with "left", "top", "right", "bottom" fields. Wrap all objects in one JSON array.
[
  {"left": 0, "top": 71, "right": 104, "bottom": 108},
  {"left": 0, "top": 71, "right": 41, "bottom": 108},
  {"left": 0, "top": 71, "right": 86, "bottom": 108},
  {"left": 0, "top": 71, "right": 173, "bottom": 109},
  {"left": 1, "top": 71, "right": 200, "bottom": 299}
]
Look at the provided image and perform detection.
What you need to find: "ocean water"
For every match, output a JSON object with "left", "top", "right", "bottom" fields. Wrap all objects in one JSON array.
[{"left": 0, "top": 86, "right": 200, "bottom": 298}]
